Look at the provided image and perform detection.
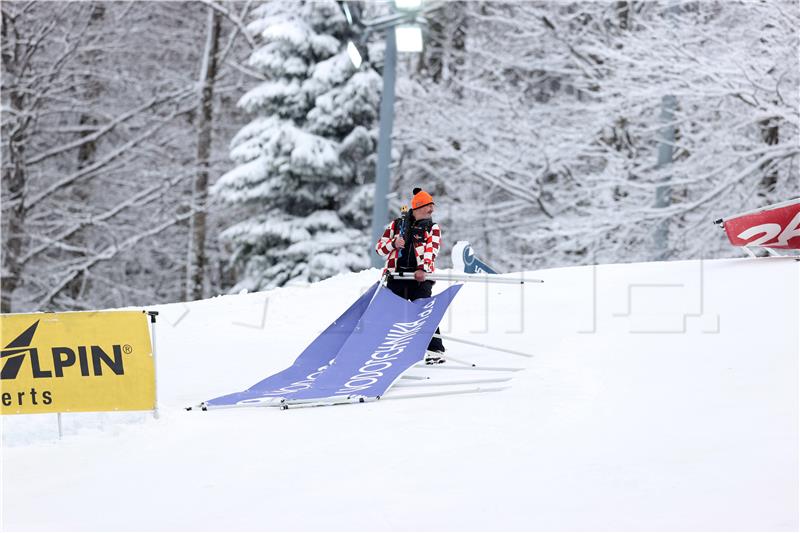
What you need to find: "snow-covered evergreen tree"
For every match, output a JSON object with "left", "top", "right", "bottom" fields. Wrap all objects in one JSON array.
[{"left": 212, "top": 0, "right": 381, "bottom": 291}]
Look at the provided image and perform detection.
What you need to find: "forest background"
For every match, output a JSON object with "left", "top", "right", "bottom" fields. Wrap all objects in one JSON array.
[{"left": 2, "top": 0, "right": 797, "bottom": 313}]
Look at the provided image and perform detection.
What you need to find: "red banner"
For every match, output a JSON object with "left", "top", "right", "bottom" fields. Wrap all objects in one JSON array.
[{"left": 720, "top": 198, "right": 800, "bottom": 249}]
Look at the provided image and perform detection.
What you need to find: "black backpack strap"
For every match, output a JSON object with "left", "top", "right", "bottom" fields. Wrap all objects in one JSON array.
[
  {"left": 415, "top": 219, "right": 433, "bottom": 232},
  {"left": 409, "top": 218, "right": 433, "bottom": 247}
]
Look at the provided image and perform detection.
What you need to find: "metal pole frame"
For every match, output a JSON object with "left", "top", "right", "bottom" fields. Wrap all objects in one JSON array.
[{"left": 388, "top": 272, "right": 543, "bottom": 284}]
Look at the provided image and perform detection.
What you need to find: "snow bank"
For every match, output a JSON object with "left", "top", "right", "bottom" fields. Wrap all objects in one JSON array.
[{"left": 1, "top": 258, "right": 797, "bottom": 531}]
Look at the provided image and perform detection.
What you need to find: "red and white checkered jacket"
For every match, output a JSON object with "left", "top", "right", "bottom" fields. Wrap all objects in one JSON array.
[{"left": 375, "top": 219, "right": 441, "bottom": 274}]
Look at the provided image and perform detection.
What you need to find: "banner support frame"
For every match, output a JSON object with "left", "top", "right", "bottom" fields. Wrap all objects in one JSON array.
[
  {"left": 146, "top": 311, "right": 160, "bottom": 420},
  {"left": 389, "top": 272, "right": 542, "bottom": 284}
]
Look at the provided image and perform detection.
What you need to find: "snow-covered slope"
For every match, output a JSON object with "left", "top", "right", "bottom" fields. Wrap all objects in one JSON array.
[{"left": 2, "top": 258, "right": 798, "bottom": 531}]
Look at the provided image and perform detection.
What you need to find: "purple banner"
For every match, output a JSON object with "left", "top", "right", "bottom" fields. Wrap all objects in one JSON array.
[
  {"left": 204, "top": 283, "right": 378, "bottom": 408},
  {"left": 282, "top": 284, "right": 461, "bottom": 402},
  {"left": 203, "top": 283, "right": 461, "bottom": 408}
]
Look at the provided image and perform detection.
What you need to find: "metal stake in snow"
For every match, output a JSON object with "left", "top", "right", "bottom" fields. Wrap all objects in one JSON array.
[
  {"left": 388, "top": 272, "right": 543, "bottom": 284},
  {"left": 146, "top": 310, "right": 160, "bottom": 420}
]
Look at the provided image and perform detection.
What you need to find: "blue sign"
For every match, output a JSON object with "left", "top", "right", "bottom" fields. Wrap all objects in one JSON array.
[
  {"left": 461, "top": 243, "right": 498, "bottom": 274},
  {"left": 204, "top": 283, "right": 461, "bottom": 408}
]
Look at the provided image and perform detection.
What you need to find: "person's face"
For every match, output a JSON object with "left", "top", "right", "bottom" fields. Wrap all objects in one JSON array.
[{"left": 413, "top": 203, "right": 435, "bottom": 220}]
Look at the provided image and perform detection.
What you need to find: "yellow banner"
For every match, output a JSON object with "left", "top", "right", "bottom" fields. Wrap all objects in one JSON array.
[{"left": 0, "top": 311, "right": 155, "bottom": 415}]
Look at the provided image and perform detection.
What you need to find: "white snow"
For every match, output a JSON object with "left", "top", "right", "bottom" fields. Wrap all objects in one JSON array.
[
  {"left": 220, "top": 215, "right": 311, "bottom": 245},
  {"left": 1, "top": 258, "right": 798, "bottom": 531},
  {"left": 237, "top": 78, "right": 302, "bottom": 113},
  {"left": 260, "top": 20, "right": 312, "bottom": 50}
]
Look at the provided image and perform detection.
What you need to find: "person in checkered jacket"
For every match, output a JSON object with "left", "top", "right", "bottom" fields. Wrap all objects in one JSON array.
[{"left": 375, "top": 187, "right": 445, "bottom": 357}]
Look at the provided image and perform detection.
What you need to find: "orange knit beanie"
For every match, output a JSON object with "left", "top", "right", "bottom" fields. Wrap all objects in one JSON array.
[{"left": 411, "top": 187, "right": 434, "bottom": 209}]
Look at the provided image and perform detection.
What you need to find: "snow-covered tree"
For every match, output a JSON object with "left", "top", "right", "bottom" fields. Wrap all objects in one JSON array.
[
  {"left": 393, "top": 1, "right": 798, "bottom": 271},
  {"left": 1, "top": 1, "right": 254, "bottom": 312},
  {"left": 212, "top": 0, "right": 382, "bottom": 291}
]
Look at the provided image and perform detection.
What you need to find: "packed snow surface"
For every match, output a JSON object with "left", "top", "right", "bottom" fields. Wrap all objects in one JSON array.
[{"left": 2, "top": 258, "right": 798, "bottom": 531}]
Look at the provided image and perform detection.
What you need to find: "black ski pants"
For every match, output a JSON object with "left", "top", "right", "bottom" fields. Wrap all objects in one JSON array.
[{"left": 386, "top": 277, "right": 445, "bottom": 353}]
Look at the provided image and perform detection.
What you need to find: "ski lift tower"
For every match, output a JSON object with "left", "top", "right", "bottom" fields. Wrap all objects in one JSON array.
[{"left": 338, "top": 1, "right": 432, "bottom": 267}]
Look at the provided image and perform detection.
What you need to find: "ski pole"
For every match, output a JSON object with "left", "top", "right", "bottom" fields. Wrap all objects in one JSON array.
[
  {"left": 427, "top": 351, "right": 476, "bottom": 367},
  {"left": 397, "top": 205, "right": 408, "bottom": 260},
  {"left": 432, "top": 333, "right": 535, "bottom": 358}
]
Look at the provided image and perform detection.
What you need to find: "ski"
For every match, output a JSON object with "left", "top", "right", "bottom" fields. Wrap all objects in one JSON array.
[{"left": 433, "top": 334, "right": 535, "bottom": 358}]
